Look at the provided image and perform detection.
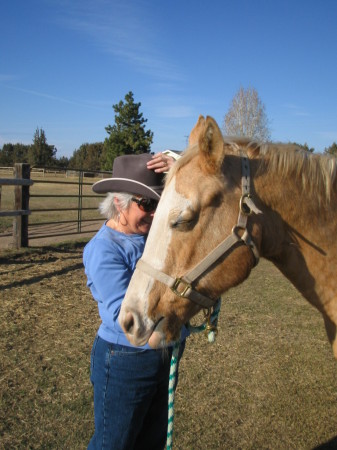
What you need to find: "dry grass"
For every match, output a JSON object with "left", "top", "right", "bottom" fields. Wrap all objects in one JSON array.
[
  {"left": 0, "top": 242, "right": 97, "bottom": 449},
  {"left": 0, "top": 242, "right": 336, "bottom": 449}
]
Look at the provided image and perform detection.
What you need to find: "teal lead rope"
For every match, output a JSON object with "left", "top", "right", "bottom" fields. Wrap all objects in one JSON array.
[
  {"left": 166, "top": 299, "right": 222, "bottom": 450},
  {"left": 187, "top": 298, "right": 222, "bottom": 342},
  {"left": 166, "top": 340, "right": 180, "bottom": 450}
]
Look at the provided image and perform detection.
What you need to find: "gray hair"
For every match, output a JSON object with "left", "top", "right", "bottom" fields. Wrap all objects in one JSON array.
[{"left": 99, "top": 192, "right": 133, "bottom": 220}]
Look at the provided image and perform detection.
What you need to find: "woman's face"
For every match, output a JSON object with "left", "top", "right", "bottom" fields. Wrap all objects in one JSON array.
[{"left": 116, "top": 196, "right": 157, "bottom": 235}]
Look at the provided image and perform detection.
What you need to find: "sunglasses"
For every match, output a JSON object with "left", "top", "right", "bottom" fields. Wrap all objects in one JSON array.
[{"left": 131, "top": 197, "right": 158, "bottom": 212}]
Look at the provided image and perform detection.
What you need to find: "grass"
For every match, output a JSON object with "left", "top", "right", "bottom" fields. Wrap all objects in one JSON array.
[
  {"left": 0, "top": 243, "right": 336, "bottom": 449},
  {"left": 0, "top": 242, "right": 95, "bottom": 449},
  {"left": 175, "top": 262, "right": 337, "bottom": 449}
]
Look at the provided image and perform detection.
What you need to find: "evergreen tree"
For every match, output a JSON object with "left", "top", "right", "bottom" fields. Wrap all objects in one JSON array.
[
  {"left": 0, "top": 143, "right": 30, "bottom": 165},
  {"left": 291, "top": 142, "right": 315, "bottom": 153},
  {"left": 0, "top": 143, "right": 14, "bottom": 166},
  {"left": 55, "top": 156, "right": 70, "bottom": 168},
  {"left": 324, "top": 142, "right": 337, "bottom": 157},
  {"left": 69, "top": 142, "right": 104, "bottom": 170},
  {"left": 28, "top": 127, "right": 57, "bottom": 167},
  {"left": 103, "top": 91, "right": 153, "bottom": 170}
]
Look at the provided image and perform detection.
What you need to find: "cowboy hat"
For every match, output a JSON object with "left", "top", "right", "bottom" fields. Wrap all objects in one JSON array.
[{"left": 92, "top": 153, "right": 164, "bottom": 200}]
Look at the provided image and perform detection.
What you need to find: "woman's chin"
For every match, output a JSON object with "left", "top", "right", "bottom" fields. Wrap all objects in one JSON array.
[{"left": 136, "top": 225, "right": 151, "bottom": 235}]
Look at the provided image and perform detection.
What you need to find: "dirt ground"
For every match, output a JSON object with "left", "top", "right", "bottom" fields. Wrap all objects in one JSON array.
[
  {"left": 0, "top": 220, "right": 103, "bottom": 250},
  {"left": 1, "top": 242, "right": 337, "bottom": 449}
]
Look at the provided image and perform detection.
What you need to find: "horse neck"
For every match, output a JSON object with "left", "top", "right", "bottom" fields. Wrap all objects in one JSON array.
[{"left": 254, "top": 168, "right": 337, "bottom": 309}]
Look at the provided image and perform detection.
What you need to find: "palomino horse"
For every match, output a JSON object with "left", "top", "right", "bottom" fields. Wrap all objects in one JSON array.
[{"left": 119, "top": 115, "right": 337, "bottom": 358}]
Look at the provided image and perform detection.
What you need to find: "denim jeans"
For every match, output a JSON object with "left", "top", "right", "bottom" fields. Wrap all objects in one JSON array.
[{"left": 88, "top": 335, "right": 184, "bottom": 450}]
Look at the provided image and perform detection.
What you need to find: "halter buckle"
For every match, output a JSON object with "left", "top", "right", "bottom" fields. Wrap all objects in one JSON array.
[
  {"left": 171, "top": 278, "right": 192, "bottom": 298},
  {"left": 239, "top": 193, "right": 253, "bottom": 216}
]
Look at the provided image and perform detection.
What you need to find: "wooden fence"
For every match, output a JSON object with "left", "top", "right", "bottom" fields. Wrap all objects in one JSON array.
[
  {"left": 0, "top": 164, "right": 106, "bottom": 249},
  {"left": 0, "top": 164, "right": 32, "bottom": 248}
]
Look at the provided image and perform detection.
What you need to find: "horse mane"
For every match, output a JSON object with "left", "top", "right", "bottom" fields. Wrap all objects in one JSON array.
[
  {"left": 167, "top": 137, "right": 337, "bottom": 203},
  {"left": 248, "top": 141, "right": 337, "bottom": 202}
]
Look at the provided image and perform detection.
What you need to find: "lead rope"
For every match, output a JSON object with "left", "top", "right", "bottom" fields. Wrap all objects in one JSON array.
[
  {"left": 166, "top": 299, "right": 222, "bottom": 450},
  {"left": 166, "top": 340, "right": 180, "bottom": 450},
  {"left": 187, "top": 298, "right": 222, "bottom": 342}
]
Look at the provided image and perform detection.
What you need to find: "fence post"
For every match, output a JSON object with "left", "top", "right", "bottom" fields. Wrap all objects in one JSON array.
[
  {"left": 77, "top": 170, "right": 83, "bottom": 233},
  {"left": 13, "top": 163, "right": 30, "bottom": 248}
]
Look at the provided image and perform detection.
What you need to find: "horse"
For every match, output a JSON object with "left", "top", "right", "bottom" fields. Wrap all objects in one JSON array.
[{"left": 119, "top": 115, "right": 337, "bottom": 359}]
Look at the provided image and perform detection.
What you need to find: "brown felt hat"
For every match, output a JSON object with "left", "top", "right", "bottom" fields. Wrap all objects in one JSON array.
[{"left": 92, "top": 153, "right": 164, "bottom": 200}]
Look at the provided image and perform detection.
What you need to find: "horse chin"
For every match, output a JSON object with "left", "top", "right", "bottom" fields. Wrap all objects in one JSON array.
[
  {"left": 148, "top": 329, "right": 166, "bottom": 348},
  {"left": 147, "top": 317, "right": 181, "bottom": 349},
  {"left": 147, "top": 318, "right": 167, "bottom": 348}
]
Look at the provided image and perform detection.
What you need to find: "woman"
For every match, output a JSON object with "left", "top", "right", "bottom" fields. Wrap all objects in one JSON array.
[{"left": 83, "top": 152, "right": 187, "bottom": 450}]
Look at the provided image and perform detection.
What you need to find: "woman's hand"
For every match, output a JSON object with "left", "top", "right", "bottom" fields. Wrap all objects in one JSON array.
[{"left": 147, "top": 153, "right": 175, "bottom": 173}]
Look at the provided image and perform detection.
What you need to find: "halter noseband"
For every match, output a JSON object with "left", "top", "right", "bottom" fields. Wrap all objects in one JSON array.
[{"left": 136, "top": 153, "right": 261, "bottom": 308}]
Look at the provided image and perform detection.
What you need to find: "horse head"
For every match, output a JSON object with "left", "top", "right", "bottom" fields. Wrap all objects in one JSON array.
[{"left": 119, "top": 116, "right": 263, "bottom": 347}]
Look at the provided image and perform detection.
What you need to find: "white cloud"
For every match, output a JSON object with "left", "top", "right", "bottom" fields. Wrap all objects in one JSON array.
[
  {"left": 2, "top": 85, "right": 109, "bottom": 110},
  {"left": 54, "top": 0, "right": 183, "bottom": 82},
  {"left": 282, "top": 103, "right": 310, "bottom": 117}
]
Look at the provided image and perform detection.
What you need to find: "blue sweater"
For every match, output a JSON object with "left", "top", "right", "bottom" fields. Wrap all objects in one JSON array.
[{"left": 83, "top": 223, "right": 188, "bottom": 348}]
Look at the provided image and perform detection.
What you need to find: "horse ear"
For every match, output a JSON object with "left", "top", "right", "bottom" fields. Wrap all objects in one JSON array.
[
  {"left": 198, "top": 116, "right": 225, "bottom": 173},
  {"left": 189, "top": 115, "right": 205, "bottom": 146}
]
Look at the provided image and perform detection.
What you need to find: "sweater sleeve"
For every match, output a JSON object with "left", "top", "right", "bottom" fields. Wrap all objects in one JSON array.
[{"left": 84, "top": 237, "right": 132, "bottom": 327}]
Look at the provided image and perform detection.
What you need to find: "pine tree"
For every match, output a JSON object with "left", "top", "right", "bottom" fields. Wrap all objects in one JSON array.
[
  {"left": 0, "top": 143, "right": 29, "bottom": 165},
  {"left": 103, "top": 91, "right": 153, "bottom": 170},
  {"left": 69, "top": 142, "right": 104, "bottom": 170},
  {"left": 324, "top": 142, "right": 337, "bottom": 157},
  {"left": 28, "top": 128, "right": 57, "bottom": 167}
]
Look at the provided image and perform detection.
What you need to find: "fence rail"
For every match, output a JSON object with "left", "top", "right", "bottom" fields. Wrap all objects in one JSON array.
[
  {"left": 0, "top": 164, "right": 108, "bottom": 248},
  {"left": 0, "top": 178, "right": 34, "bottom": 186},
  {"left": 0, "top": 210, "right": 31, "bottom": 218}
]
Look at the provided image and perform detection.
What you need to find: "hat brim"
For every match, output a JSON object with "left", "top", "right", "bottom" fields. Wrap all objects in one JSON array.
[{"left": 92, "top": 178, "right": 162, "bottom": 200}]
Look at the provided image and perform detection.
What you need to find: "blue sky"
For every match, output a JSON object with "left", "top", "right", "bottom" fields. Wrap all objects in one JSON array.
[{"left": 1, "top": 0, "right": 337, "bottom": 158}]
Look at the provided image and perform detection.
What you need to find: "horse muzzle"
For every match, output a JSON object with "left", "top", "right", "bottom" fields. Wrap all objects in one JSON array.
[{"left": 119, "top": 307, "right": 166, "bottom": 348}]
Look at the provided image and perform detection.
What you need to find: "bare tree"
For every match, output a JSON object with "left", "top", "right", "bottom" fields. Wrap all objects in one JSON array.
[{"left": 223, "top": 87, "right": 271, "bottom": 141}]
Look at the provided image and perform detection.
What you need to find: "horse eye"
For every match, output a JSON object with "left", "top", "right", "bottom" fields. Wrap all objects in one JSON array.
[
  {"left": 170, "top": 209, "right": 196, "bottom": 230},
  {"left": 170, "top": 214, "right": 183, "bottom": 229}
]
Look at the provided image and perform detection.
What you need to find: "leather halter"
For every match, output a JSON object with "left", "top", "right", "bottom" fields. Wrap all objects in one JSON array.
[{"left": 136, "top": 154, "right": 261, "bottom": 308}]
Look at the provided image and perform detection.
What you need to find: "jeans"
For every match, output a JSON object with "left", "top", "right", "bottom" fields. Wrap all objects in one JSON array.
[{"left": 88, "top": 335, "right": 184, "bottom": 450}]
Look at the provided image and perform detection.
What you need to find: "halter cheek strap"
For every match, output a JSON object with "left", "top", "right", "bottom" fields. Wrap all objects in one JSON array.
[{"left": 136, "top": 153, "right": 261, "bottom": 309}]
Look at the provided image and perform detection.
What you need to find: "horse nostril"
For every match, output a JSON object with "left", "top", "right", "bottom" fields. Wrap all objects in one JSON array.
[{"left": 124, "top": 312, "right": 135, "bottom": 334}]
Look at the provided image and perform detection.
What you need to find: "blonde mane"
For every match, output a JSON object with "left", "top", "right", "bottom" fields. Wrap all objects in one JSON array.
[
  {"left": 250, "top": 142, "right": 337, "bottom": 202},
  {"left": 167, "top": 138, "right": 337, "bottom": 203}
]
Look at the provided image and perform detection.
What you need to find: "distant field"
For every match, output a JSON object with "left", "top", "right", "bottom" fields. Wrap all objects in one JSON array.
[
  {"left": 0, "top": 172, "right": 103, "bottom": 233},
  {"left": 0, "top": 243, "right": 336, "bottom": 449}
]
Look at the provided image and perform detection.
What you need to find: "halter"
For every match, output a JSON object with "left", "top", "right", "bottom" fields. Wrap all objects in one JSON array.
[{"left": 136, "top": 153, "right": 261, "bottom": 308}]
